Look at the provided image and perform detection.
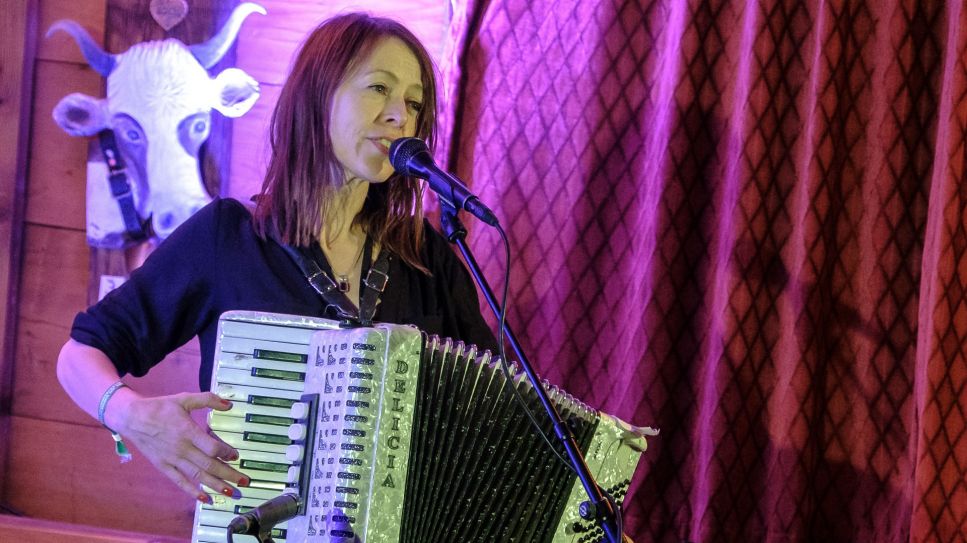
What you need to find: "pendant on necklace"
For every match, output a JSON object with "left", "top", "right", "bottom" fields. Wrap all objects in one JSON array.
[{"left": 336, "top": 275, "right": 350, "bottom": 293}]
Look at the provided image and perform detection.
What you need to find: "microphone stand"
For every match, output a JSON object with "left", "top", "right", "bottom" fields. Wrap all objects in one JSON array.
[{"left": 439, "top": 203, "right": 622, "bottom": 543}]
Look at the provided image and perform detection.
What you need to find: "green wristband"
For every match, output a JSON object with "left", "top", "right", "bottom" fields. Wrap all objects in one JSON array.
[
  {"left": 97, "top": 381, "right": 132, "bottom": 463},
  {"left": 97, "top": 381, "right": 128, "bottom": 432}
]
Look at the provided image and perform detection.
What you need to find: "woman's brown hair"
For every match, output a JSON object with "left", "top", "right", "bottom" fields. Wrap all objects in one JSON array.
[{"left": 253, "top": 13, "right": 437, "bottom": 272}]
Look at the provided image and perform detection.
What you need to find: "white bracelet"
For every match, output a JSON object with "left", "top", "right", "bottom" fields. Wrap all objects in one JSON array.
[{"left": 96, "top": 381, "right": 132, "bottom": 463}]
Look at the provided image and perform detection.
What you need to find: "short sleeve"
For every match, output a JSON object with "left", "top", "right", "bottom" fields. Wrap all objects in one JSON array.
[{"left": 70, "top": 199, "right": 228, "bottom": 377}]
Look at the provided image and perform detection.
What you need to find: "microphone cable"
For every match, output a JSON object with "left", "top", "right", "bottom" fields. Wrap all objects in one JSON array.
[{"left": 492, "top": 218, "right": 627, "bottom": 542}]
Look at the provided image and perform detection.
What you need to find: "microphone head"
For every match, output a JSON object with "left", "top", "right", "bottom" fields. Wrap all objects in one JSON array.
[{"left": 389, "top": 137, "right": 429, "bottom": 175}]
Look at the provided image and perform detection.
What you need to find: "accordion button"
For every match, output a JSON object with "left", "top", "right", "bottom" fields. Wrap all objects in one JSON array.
[
  {"left": 288, "top": 423, "right": 307, "bottom": 441},
  {"left": 287, "top": 466, "right": 301, "bottom": 483},
  {"left": 290, "top": 402, "right": 309, "bottom": 420},
  {"left": 286, "top": 443, "right": 304, "bottom": 462}
]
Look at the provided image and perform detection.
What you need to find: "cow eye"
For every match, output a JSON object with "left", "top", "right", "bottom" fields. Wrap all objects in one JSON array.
[
  {"left": 193, "top": 120, "right": 207, "bottom": 133},
  {"left": 126, "top": 130, "right": 140, "bottom": 141}
]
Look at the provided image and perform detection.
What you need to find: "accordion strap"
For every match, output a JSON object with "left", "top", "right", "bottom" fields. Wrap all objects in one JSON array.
[
  {"left": 359, "top": 247, "right": 390, "bottom": 324},
  {"left": 270, "top": 228, "right": 389, "bottom": 326}
]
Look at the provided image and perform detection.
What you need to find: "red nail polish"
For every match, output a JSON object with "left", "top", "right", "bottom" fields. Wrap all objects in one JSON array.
[
  {"left": 221, "top": 487, "right": 234, "bottom": 497},
  {"left": 238, "top": 476, "right": 250, "bottom": 487},
  {"left": 220, "top": 398, "right": 232, "bottom": 408},
  {"left": 198, "top": 493, "right": 212, "bottom": 504}
]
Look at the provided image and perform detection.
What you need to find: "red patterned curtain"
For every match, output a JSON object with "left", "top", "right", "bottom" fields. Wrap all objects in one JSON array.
[{"left": 438, "top": 1, "right": 967, "bottom": 541}]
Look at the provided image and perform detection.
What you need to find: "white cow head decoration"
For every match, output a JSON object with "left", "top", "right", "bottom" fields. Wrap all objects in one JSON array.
[{"left": 50, "top": 2, "right": 263, "bottom": 248}]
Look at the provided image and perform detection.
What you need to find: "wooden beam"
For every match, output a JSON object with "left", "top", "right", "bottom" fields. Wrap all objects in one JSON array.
[
  {"left": 0, "top": 0, "right": 38, "bottom": 498},
  {"left": 4, "top": 416, "right": 195, "bottom": 538}
]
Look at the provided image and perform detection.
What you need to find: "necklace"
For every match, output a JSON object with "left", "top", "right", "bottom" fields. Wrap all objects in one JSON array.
[{"left": 335, "top": 274, "right": 350, "bottom": 293}]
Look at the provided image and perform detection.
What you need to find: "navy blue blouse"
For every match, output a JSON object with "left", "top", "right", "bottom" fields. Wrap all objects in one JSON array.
[{"left": 71, "top": 198, "right": 498, "bottom": 390}]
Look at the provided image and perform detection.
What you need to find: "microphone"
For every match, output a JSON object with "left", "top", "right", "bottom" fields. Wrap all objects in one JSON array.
[
  {"left": 227, "top": 492, "right": 301, "bottom": 536},
  {"left": 389, "top": 137, "right": 499, "bottom": 226}
]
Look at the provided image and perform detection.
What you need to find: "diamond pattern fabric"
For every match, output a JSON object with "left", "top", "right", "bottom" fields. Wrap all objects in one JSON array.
[{"left": 438, "top": 1, "right": 967, "bottom": 541}]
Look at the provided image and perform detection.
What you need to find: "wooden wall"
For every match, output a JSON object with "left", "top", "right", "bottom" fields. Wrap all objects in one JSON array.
[
  {"left": 0, "top": 0, "right": 38, "bottom": 507},
  {"left": 2, "top": 0, "right": 220, "bottom": 539},
  {"left": 1, "top": 0, "right": 446, "bottom": 538}
]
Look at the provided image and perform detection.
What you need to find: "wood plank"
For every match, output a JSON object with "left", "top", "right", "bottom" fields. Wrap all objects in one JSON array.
[
  {"left": 0, "top": 513, "right": 182, "bottom": 543},
  {"left": 5, "top": 415, "right": 195, "bottom": 538},
  {"left": 0, "top": 0, "right": 38, "bottom": 503},
  {"left": 14, "top": 223, "right": 203, "bottom": 424},
  {"left": 18, "top": 225, "right": 89, "bottom": 327},
  {"left": 37, "top": 0, "right": 107, "bottom": 64},
  {"left": 25, "top": 60, "right": 103, "bottom": 231},
  {"left": 227, "top": 83, "right": 280, "bottom": 202},
  {"left": 12, "top": 317, "right": 202, "bottom": 426}
]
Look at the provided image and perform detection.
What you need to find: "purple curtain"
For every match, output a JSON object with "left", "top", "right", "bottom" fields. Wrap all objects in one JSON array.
[{"left": 439, "top": 1, "right": 967, "bottom": 541}]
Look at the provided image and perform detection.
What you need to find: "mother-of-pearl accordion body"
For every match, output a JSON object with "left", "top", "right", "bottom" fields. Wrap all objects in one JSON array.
[{"left": 191, "top": 311, "right": 655, "bottom": 543}]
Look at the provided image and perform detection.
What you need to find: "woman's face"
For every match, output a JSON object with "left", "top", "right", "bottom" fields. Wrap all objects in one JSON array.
[{"left": 329, "top": 37, "right": 425, "bottom": 184}]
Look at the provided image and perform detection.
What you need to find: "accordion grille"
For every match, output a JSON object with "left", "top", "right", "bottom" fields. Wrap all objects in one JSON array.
[{"left": 399, "top": 335, "right": 597, "bottom": 543}]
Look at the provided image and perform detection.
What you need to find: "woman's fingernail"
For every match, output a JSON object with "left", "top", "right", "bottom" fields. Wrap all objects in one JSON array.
[
  {"left": 197, "top": 493, "right": 212, "bottom": 504},
  {"left": 228, "top": 450, "right": 239, "bottom": 461},
  {"left": 221, "top": 487, "right": 239, "bottom": 498},
  {"left": 238, "top": 476, "right": 250, "bottom": 487},
  {"left": 219, "top": 398, "right": 233, "bottom": 408}
]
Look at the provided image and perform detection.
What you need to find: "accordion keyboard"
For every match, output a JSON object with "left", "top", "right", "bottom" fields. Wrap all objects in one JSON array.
[{"left": 191, "top": 312, "right": 339, "bottom": 543}]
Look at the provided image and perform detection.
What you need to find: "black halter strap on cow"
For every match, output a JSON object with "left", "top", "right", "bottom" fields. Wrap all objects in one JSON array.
[
  {"left": 271, "top": 229, "right": 390, "bottom": 327},
  {"left": 97, "top": 129, "right": 150, "bottom": 243}
]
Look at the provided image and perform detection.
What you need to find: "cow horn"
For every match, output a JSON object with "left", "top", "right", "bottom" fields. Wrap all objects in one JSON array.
[
  {"left": 46, "top": 20, "right": 115, "bottom": 76},
  {"left": 189, "top": 2, "right": 266, "bottom": 69}
]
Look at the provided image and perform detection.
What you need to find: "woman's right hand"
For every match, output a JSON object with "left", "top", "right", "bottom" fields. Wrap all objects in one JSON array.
[{"left": 105, "top": 389, "right": 248, "bottom": 503}]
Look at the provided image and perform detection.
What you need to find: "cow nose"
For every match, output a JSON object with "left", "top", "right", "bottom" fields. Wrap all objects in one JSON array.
[{"left": 158, "top": 212, "right": 176, "bottom": 231}]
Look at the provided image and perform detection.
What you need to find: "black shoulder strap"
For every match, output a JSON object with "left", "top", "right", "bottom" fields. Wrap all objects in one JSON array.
[
  {"left": 268, "top": 226, "right": 390, "bottom": 326},
  {"left": 268, "top": 228, "right": 359, "bottom": 324},
  {"left": 359, "top": 249, "right": 391, "bottom": 325}
]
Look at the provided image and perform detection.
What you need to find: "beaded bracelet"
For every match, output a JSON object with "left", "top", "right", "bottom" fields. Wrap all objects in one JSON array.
[{"left": 97, "top": 381, "right": 132, "bottom": 463}]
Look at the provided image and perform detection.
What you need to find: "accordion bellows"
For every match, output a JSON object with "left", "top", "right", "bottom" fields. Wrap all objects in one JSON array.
[{"left": 191, "top": 312, "right": 655, "bottom": 543}]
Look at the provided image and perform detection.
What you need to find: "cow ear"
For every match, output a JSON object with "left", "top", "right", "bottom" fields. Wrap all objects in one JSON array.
[
  {"left": 52, "top": 93, "right": 109, "bottom": 136},
  {"left": 210, "top": 68, "right": 260, "bottom": 118}
]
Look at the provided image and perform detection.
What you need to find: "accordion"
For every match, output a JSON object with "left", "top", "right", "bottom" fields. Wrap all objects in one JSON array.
[{"left": 191, "top": 311, "right": 655, "bottom": 543}]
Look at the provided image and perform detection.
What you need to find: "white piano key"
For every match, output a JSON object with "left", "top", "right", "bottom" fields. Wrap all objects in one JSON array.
[
  {"left": 218, "top": 335, "right": 309, "bottom": 359},
  {"left": 211, "top": 412, "right": 291, "bottom": 436},
  {"left": 217, "top": 352, "right": 309, "bottom": 375},
  {"left": 200, "top": 490, "right": 289, "bottom": 513},
  {"left": 220, "top": 430, "right": 290, "bottom": 454},
  {"left": 194, "top": 524, "right": 287, "bottom": 543},
  {"left": 234, "top": 448, "right": 290, "bottom": 465},
  {"left": 197, "top": 507, "right": 291, "bottom": 531},
  {"left": 215, "top": 368, "right": 306, "bottom": 392},
  {"left": 210, "top": 397, "right": 296, "bottom": 421},
  {"left": 213, "top": 383, "right": 305, "bottom": 403},
  {"left": 220, "top": 317, "right": 334, "bottom": 344}
]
